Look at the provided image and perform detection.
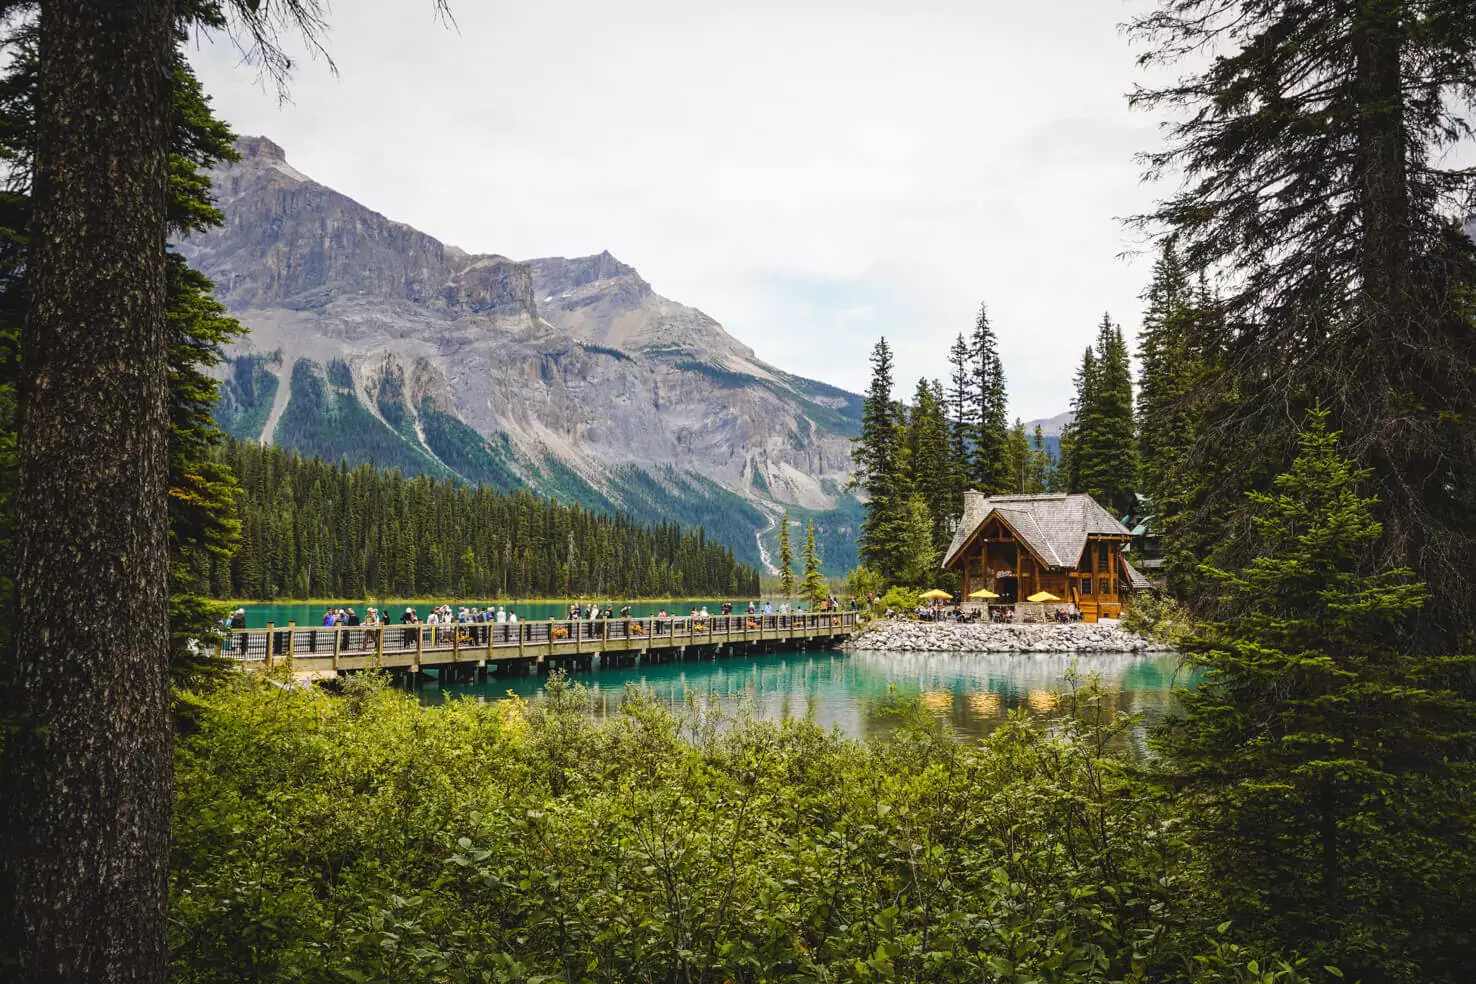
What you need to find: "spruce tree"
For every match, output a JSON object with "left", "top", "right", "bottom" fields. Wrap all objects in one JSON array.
[
  {"left": 1135, "top": 240, "right": 1193, "bottom": 505},
  {"left": 1004, "top": 418, "right": 1030, "bottom": 493},
  {"left": 1093, "top": 315, "right": 1137, "bottom": 513},
  {"left": 1157, "top": 409, "right": 1476, "bottom": 981},
  {"left": 968, "top": 304, "right": 1011, "bottom": 493},
  {"left": 851, "top": 338, "right": 909, "bottom": 580},
  {"left": 1065, "top": 316, "right": 1137, "bottom": 514},
  {"left": 1028, "top": 424, "right": 1051, "bottom": 493},
  {"left": 777, "top": 509, "right": 795, "bottom": 600},
  {"left": 1060, "top": 346, "right": 1095, "bottom": 496},
  {"left": 1136, "top": 245, "right": 1225, "bottom": 595},
  {"left": 897, "top": 494, "right": 938, "bottom": 588},
  {"left": 905, "top": 378, "right": 956, "bottom": 555},
  {"left": 945, "top": 332, "right": 975, "bottom": 503},
  {"left": 801, "top": 520, "right": 828, "bottom": 607},
  {"left": 1130, "top": 0, "right": 1476, "bottom": 641}
]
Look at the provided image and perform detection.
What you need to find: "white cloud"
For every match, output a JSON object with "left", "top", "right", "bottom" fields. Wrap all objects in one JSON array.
[{"left": 189, "top": 0, "right": 1165, "bottom": 419}]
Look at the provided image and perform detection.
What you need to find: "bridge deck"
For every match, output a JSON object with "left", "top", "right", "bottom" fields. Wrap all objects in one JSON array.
[{"left": 220, "top": 611, "right": 861, "bottom": 674}]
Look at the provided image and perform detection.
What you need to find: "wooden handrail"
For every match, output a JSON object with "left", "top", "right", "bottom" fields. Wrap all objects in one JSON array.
[{"left": 215, "top": 610, "right": 862, "bottom": 663}]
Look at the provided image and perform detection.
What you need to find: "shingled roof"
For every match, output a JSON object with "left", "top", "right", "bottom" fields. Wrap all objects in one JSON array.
[
  {"left": 1122, "top": 557, "right": 1153, "bottom": 591},
  {"left": 942, "top": 492, "right": 1131, "bottom": 570}
]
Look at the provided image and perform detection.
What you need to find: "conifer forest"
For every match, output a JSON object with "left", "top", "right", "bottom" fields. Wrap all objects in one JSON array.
[
  {"left": 2, "top": 2, "right": 1476, "bottom": 984},
  {"left": 215, "top": 439, "right": 760, "bottom": 601}
]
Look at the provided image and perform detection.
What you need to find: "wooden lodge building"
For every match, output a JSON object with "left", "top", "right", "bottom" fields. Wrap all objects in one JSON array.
[{"left": 942, "top": 491, "right": 1152, "bottom": 621}]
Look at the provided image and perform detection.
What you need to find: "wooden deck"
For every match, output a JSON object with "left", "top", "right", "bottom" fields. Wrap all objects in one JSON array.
[{"left": 220, "top": 611, "right": 861, "bottom": 676}]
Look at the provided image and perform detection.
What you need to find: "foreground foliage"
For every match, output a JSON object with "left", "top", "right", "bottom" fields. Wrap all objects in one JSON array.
[
  {"left": 1157, "top": 411, "right": 1476, "bottom": 983},
  {"left": 170, "top": 673, "right": 1311, "bottom": 984}
]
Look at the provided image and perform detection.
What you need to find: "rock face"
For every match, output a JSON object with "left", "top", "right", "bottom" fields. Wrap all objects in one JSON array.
[
  {"left": 178, "top": 137, "right": 864, "bottom": 570},
  {"left": 846, "top": 619, "right": 1175, "bottom": 654}
]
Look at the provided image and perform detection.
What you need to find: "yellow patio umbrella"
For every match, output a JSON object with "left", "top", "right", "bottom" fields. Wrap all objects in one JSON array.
[
  {"left": 1027, "top": 590, "right": 1062, "bottom": 603},
  {"left": 967, "top": 588, "right": 1000, "bottom": 599},
  {"left": 918, "top": 589, "right": 953, "bottom": 600}
]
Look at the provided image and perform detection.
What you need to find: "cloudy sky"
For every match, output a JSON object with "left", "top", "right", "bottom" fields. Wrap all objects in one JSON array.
[{"left": 188, "top": 0, "right": 1167, "bottom": 421}]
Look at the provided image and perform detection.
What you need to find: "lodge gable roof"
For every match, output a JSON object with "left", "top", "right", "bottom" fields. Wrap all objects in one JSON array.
[{"left": 942, "top": 492, "right": 1131, "bottom": 570}]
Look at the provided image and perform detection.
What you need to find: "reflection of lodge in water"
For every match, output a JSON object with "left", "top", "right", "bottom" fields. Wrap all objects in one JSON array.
[
  {"left": 424, "top": 649, "right": 1190, "bottom": 748},
  {"left": 942, "top": 492, "right": 1153, "bottom": 621},
  {"left": 849, "top": 650, "right": 1189, "bottom": 744}
]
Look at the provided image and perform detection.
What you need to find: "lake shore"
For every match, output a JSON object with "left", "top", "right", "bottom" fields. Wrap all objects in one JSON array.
[{"left": 847, "top": 619, "right": 1175, "bottom": 654}]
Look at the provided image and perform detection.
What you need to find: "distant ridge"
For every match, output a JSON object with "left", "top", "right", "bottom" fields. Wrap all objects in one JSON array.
[{"left": 178, "top": 136, "right": 865, "bottom": 572}]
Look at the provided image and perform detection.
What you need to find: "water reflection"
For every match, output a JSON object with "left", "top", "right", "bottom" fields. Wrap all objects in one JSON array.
[{"left": 426, "top": 648, "right": 1196, "bottom": 742}]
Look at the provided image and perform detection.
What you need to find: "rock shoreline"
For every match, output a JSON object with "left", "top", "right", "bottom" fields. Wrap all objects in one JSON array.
[{"left": 846, "top": 619, "right": 1174, "bottom": 654}]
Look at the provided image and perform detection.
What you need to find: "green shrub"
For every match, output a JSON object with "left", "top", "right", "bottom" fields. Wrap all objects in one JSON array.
[
  {"left": 1121, "top": 591, "right": 1193, "bottom": 643},
  {"left": 874, "top": 584, "right": 920, "bottom": 616},
  {"left": 167, "top": 673, "right": 1319, "bottom": 983}
]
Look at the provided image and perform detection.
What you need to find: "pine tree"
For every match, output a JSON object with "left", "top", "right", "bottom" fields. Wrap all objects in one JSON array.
[
  {"left": 1004, "top": 418, "right": 1030, "bottom": 493},
  {"left": 1059, "top": 347, "right": 1095, "bottom": 496},
  {"left": 945, "top": 331, "right": 976, "bottom": 504},
  {"left": 1156, "top": 409, "right": 1476, "bottom": 981},
  {"left": 1129, "top": 0, "right": 1476, "bottom": 642},
  {"left": 851, "top": 338, "right": 909, "bottom": 580},
  {"left": 1136, "top": 244, "right": 1224, "bottom": 595},
  {"left": 0, "top": 30, "right": 253, "bottom": 978},
  {"left": 896, "top": 494, "right": 938, "bottom": 588},
  {"left": 968, "top": 304, "right": 1011, "bottom": 493},
  {"left": 1028, "top": 424, "right": 1051, "bottom": 493},
  {"left": 801, "top": 520, "right": 827, "bottom": 607},
  {"left": 1064, "top": 316, "right": 1137, "bottom": 514},
  {"left": 1135, "top": 240, "right": 1193, "bottom": 502},
  {"left": 777, "top": 509, "right": 795, "bottom": 600},
  {"left": 904, "top": 378, "right": 956, "bottom": 555}
]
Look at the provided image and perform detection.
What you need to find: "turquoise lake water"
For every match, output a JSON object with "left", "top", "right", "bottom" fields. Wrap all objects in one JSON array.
[
  {"left": 240, "top": 603, "right": 1192, "bottom": 742},
  {"left": 425, "top": 648, "right": 1192, "bottom": 743}
]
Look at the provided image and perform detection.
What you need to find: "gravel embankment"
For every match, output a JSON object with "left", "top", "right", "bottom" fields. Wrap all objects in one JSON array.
[{"left": 846, "top": 619, "right": 1174, "bottom": 654}]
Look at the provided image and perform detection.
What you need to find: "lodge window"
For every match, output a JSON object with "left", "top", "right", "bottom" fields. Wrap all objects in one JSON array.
[
  {"left": 1098, "top": 542, "right": 1108, "bottom": 569},
  {"left": 1082, "top": 578, "right": 1094, "bottom": 596}
]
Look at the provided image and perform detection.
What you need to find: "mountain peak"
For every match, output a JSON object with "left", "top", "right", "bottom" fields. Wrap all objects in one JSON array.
[
  {"left": 236, "top": 135, "right": 288, "bottom": 162},
  {"left": 529, "top": 251, "right": 643, "bottom": 294}
]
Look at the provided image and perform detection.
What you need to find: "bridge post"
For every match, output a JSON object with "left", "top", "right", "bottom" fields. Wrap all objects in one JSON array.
[
  {"left": 287, "top": 621, "right": 296, "bottom": 661},
  {"left": 415, "top": 624, "right": 424, "bottom": 669},
  {"left": 485, "top": 619, "right": 494, "bottom": 662},
  {"left": 265, "top": 622, "right": 275, "bottom": 669},
  {"left": 332, "top": 627, "right": 341, "bottom": 672},
  {"left": 375, "top": 622, "right": 385, "bottom": 665},
  {"left": 452, "top": 624, "right": 460, "bottom": 667},
  {"left": 518, "top": 620, "right": 525, "bottom": 658}
]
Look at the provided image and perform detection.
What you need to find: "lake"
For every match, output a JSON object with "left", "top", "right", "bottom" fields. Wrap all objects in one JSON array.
[
  {"left": 423, "top": 647, "right": 1194, "bottom": 743},
  {"left": 240, "top": 602, "right": 1192, "bottom": 742}
]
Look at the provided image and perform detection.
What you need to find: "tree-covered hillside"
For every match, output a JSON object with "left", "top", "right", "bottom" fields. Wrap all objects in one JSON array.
[{"left": 202, "top": 439, "right": 760, "bottom": 600}]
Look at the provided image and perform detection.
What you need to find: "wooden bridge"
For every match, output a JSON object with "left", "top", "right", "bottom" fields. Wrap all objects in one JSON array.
[{"left": 220, "top": 611, "right": 862, "bottom": 679}]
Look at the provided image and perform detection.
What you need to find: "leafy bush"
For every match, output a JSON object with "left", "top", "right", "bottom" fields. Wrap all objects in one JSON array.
[
  {"left": 873, "top": 584, "right": 921, "bottom": 616},
  {"left": 168, "top": 672, "right": 1317, "bottom": 983},
  {"left": 1121, "top": 592, "right": 1193, "bottom": 644}
]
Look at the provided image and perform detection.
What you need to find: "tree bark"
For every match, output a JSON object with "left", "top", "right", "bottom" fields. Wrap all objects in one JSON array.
[
  {"left": 1352, "top": 0, "right": 1411, "bottom": 330},
  {"left": 4, "top": 1, "right": 175, "bottom": 981}
]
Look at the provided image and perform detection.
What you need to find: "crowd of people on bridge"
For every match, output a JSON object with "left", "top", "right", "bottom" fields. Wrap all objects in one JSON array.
[{"left": 228, "top": 596, "right": 853, "bottom": 631}]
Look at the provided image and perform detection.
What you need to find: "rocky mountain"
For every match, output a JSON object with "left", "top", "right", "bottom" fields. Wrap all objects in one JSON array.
[
  {"left": 179, "top": 137, "right": 863, "bottom": 573},
  {"left": 1022, "top": 411, "right": 1073, "bottom": 438}
]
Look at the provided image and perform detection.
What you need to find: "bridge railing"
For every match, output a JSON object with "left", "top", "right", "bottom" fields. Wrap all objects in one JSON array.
[{"left": 215, "top": 611, "right": 861, "bottom": 665}]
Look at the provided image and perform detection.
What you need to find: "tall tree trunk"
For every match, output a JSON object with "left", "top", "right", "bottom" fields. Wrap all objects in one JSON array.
[
  {"left": 1352, "top": 0, "right": 1411, "bottom": 330},
  {"left": 4, "top": 1, "right": 175, "bottom": 981}
]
